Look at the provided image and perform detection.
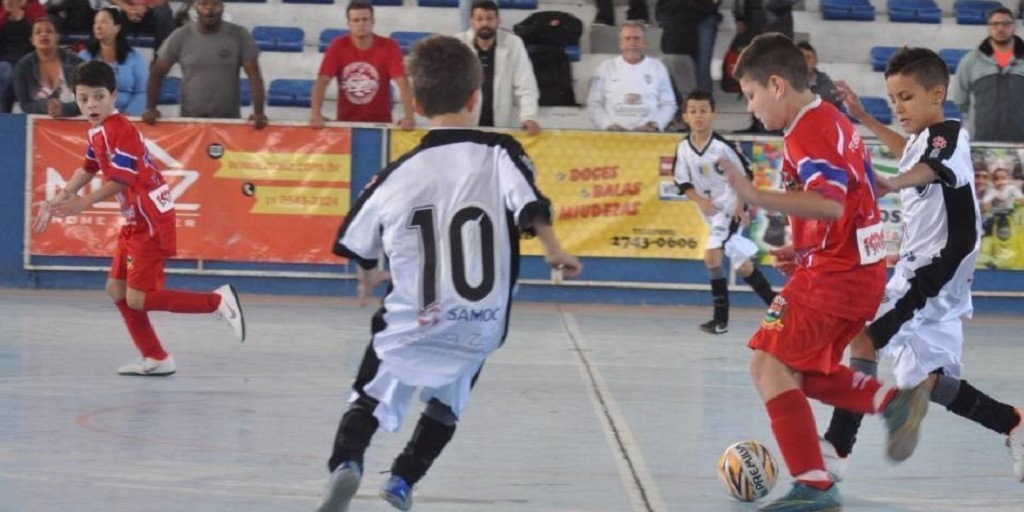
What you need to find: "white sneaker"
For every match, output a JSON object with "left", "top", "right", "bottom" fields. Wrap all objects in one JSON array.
[
  {"left": 315, "top": 461, "right": 362, "bottom": 512},
  {"left": 1006, "top": 407, "right": 1024, "bottom": 482},
  {"left": 117, "top": 355, "right": 176, "bottom": 376},
  {"left": 820, "top": 437, "right": 849, "bottom": 482},
  {"left": 214, "top": 284, "right": 245, "bottom": 342}
]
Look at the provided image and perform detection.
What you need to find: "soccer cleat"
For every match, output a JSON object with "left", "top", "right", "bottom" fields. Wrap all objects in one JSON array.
[
  {"left": 117, "top": 355, "right": 176, "bottom": 376},
  {"left": 314, "top": 460, "right": 362, "bottom": 512},
  {"left": 699, "top": 319, "right": 728, "bottom": 335},
  {"left": 379, "top": 475, "right": 413, "bottom": 511},
  {"left": 214, "top": 284, "right": 245, "bottom": 342},
  {"left": 1006, "top": 407, "right": 1024, "bottom": 482},
  {"left": 758, "top": 482, "right": 842, "bottom": 511},
  {"left": 882, "top": 383, "right": 930, "bottom": 462},
  {"left": 819, "top": 438, "right": 848, "bottom": 482}
]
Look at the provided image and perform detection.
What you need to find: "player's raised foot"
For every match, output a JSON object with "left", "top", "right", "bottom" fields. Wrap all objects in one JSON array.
[
  {"left": 315, "top": 460, "right": 362, "bottom": 512},
  {"left": 1005, "top": 407, "right": 1024, "bottom": 482},
  {"left": 117, "top": 355, "right": 176, "bottom": 376},
  {"left": 214, "top": 284, "right": 245, "bottom": 342},
  {"left": 699, "top": 319, "right": 728, "bottom": 335},
  {"left": 758, "top": 482, "right": 841, "bottom": 511},
  {"left": 379, "top": 475, "right": 413, "bottom": 511},
  {"left": 819, "top": 438, "right": 848, "bottom": 482},
  {"left": 882, "top": 383, "right": 930, "bottom": 462}
]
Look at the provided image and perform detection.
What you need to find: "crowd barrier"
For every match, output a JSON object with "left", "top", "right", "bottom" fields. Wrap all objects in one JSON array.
[{"left": 2, "top": 114, "right": 1022, "bottom": 312}]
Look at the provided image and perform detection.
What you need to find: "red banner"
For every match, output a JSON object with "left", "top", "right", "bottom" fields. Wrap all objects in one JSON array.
[{"left": 29, "top": 119, "right": 352, "bottom": 264}]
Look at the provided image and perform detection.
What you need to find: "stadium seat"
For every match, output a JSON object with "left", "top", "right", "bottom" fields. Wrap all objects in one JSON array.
[
  {"left": 939, "top": 48, "right": 970, "bottom": 74},
  {"left": 954, "top": 0, "right": 1002, "bottom": 25},
  {"left": 944, "top": 100, "right": 961, "bottom": 119},
  {"left": 418, "top": 0, "right": 458, "bottom": 6},
  {"left": 59, "top": 33, "right": 90, "bottom": 46},
  {"left": 859, "top": 96, "right": 893, "bottom": 124},
  {"left": 821, "top": 0, "right": 876, "bottom": 21},
  {"left": 241, "top": 78, "right": 252, "bottom": 107},
  {"left": 158, "top": 77, "right": 181, "bottom": 105},
  {"left": 870, "top": 46, "right": 900, "bottom": 72},
  {"left": 565, "top": 45, "right": 581, "bottom": 62},
  {"left": 126, "top": 34, "right": 155, "bottom": 48},
  {"left": 268, "top": 79, "right": 314, "bottom": 107},
  {"left": 390, "top": 31, "right": 433, "bottom": 55},
  {"left": 319, "top": 29, "right": 349, "bottom": 52},
  {"left": 888, "top": 0, "right": 942, "bottom": 23},
  {"left": 282, "top": 0, "right": 332, "bottom": 4},
  {"left": 252, "top": 26, "right": 305, "bottom": 52},
  {"left": 497, "top": 0, "right": 538, "bottom": 8}
]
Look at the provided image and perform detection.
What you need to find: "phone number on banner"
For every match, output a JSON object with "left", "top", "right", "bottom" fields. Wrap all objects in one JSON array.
[{"left": 609, "top": 236, "right": 700, "bottom": 250}]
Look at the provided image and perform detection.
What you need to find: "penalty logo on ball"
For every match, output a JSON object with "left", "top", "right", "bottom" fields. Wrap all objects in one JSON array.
[{"left": 717, "top": 440, "right": 778, "bottom": 502}]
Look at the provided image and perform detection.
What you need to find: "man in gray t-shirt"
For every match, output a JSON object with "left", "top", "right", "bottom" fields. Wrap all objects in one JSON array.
[{"left": 143, "top": 0, "right": 267, "bottom": 128}]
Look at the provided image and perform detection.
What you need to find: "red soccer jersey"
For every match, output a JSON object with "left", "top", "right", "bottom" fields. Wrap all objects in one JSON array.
[
  {"left": 84, "top": 113, "right": 176, "bottom": 257},
  {"left": 780, "top": 98, "right": 886, "bottom": 321},
  {"left": 319, "top": 34, "right": 405, "bottom": 123}
]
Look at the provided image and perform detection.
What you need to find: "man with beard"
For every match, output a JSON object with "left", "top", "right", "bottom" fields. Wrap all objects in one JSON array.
[
  {"left": 143, "top": 0, "right": 267, "bottom": 128},
  {"left": 952, "top": 7, "right": 1024, "bottom": 142},
  {"left": 455, "top": 0, "right": 541, "bottom": 135},
  {"left": 310, "top": 0, "right": 414, "bottom": 129}
]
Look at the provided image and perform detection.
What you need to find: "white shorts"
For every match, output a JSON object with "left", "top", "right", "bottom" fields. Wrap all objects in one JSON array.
[
  {"left": 705, "top": 210, "right": 758, "bottom": 269},
  {"left": 875, "top": 275, "right": 964, "bottom": 388}
]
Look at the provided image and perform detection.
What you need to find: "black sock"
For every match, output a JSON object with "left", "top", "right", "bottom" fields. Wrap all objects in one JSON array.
[
  {"left": 391, "top": 414, "right": 457, "bottom": 485},
  {"left": 710, "top": 277, "right": 728, "bottom": 324},
  {"left": 327, "top": 403, "right": 380, "bottom": 471},
  {"left": 743, "top": 268, "right": 776, "bottom": 305},
  {"left": 946, "top": 380, "right": 1021, "bottom": 436},
  {"left": 823, "top": 358, "right": 877, "bottom": 457}
]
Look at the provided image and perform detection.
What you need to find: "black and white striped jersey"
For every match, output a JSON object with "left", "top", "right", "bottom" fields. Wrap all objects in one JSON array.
[
  {"left": 333, "top": 128, "right": 551, "bottom": 386},
  {"left": 672, "top": 132, "right": 752, "bottom": 211}
]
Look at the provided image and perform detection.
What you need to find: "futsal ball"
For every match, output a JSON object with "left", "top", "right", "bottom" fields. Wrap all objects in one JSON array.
[{"left": 717, "top": 440, "right": 779, "bottom": 502}]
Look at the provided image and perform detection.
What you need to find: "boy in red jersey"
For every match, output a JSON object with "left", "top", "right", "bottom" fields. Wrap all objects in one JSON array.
[
  {"left": 719, "top": 33, "right": 930, "bottom": 511},
  {"left": 33, "top": 60, "right": 245, "bottom": 377}
]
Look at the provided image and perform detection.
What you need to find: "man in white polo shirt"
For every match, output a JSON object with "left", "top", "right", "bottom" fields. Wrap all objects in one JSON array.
[{"left": 586, "top": 21, "right": 677, "bottom": 132}]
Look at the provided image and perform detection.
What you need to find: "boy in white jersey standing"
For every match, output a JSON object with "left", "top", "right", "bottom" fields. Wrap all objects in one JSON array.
[
  {"left": 314, "top": 35, "right": 581, "bottom": 512},
  {"left": 673, "top": 90, "right": 777, "bottom": 334},
  {"left": 820, "top": 47, "right": 1024, "bottom": 482}
]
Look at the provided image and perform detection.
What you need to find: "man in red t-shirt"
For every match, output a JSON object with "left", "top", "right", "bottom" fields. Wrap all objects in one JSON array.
[{"left": 310, "top": 0, "right": 414, "bottom": 129}]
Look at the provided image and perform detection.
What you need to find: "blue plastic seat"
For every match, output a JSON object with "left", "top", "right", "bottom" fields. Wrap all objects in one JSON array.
[
  {"left": 870, "top": 46, "right": 900, "bottom": 72},
  {"left": 497, "top": 0, "right": 538, "bottom": 8},
  {"left": 59, "top": 33, "right": 90, "bottom": 45},
  {"left": 860, "top": 96, "right": 893, "bottom": 124},
  {"left": 319, "top": 29, "right": 349, "bottom": 52},
  {"left": 954, "top": 0, "right": 1002, "bottom": 24},
  {"left": 821, "top": 0, "right": 876, "bottom": 21},
  {"left": 390, "top": 31, "right": 433, "bottom": 55},
  {"left": 252, "top": 26, "right": 305, "bottom": 52},
  {"left": 888, "top": 0, "right": 942, "bottom": 23},
  {"left": 943, "top": 100, "right": 961, "bottom": 119},
  {"left": 158, "top": 77, "right": 181, "bottom": 105},
  {"left": 417, "top": 0, "right": 458, "bottom": 6},
  {"left": 565, "top": 45, "right": 581, "bottom": 62},
  {"left": 268, "top": 79, "right": 314, "bottom": 107},
  {"left": 126, "top": 34, "right": 155, "bottom": 48},
  {"left": 939, "top": 48, "right": 970, "bottom": 74}
]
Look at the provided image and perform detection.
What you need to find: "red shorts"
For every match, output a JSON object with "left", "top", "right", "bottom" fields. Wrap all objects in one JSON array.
[
  {"left": 109, "top": 235, "right": 166, "bottom": 292},
  {"left": 748, "top": 294, "right": 865, "bottom": 375}
]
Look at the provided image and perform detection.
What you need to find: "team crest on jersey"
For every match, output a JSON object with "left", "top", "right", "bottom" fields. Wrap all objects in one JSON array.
[
  {"left": 930, "top": 135, "right": 947, "bottom": 149},
  {"left": 762, "top": 295, "right": 787, "bottom": 330}
]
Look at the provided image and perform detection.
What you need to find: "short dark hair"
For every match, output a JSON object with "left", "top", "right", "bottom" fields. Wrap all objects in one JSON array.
[
  {"left": 73, "top": 60, "right": 117, "bottom": 92},
  {"left": 470, "top": 0, "right": 499, "bottom": 16},
  {"left": 884, "top": 47, "right": 949, "bottom": 95},
  {"left": 346, "top": 0, "right": 374, "bottom": 17},
  {"left": 795, "top": 41, "right": 816, "bottom": 54},
  {"left": 733, "top": 33, "right": 809, "bottom": 91},
  {"left": 407, "top": 35, "right": 482, "bottom": 117},
  {"left": 987, "top": 6, "right": 1014, "bottom": 21},
  {"left": 684, "top": 89, "right": 715, "bottom": 111}
]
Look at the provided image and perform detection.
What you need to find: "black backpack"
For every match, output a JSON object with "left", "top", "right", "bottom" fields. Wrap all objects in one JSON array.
[
  {"left": 513, "top": 11, "right": 583, "bottom": 48},
  {"left": 525, "top": 45, "right": 576, "bottom": 106}
]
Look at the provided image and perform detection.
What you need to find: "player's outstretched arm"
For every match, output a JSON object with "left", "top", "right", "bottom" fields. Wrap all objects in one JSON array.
[
  {"left": 884, "top": 164, "right": 939, "bottom": 192},
  {"left": 532, "top": 223, "right": 581, "bottom": 278},
  {"left": 720, "top": 156, "right": 844, "bottom": 220},
  {"left": 834, "top": 80, "right": 906, "bottom": 156}
]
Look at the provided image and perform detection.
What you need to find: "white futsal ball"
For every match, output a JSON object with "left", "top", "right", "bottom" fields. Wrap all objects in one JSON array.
[{"left": 717, "top": 440, "right": 779, "bottom": 502}]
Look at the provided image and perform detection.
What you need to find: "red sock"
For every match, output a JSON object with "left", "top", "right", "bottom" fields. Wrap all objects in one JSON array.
[
  {"left": 144, "top": 289, "right": 219, "bottom": 313},
  {"left": 115, "top": 300, "right": 168, "bottom": 360},
  {"left": 766, "top": 389, "right": 831, "bottom": 490},
  {"left": 802, "top": 365, "right": 896, "bottom": 414}
]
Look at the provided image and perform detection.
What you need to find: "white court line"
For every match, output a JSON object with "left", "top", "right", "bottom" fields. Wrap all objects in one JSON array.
[{"left": 559, "top": 310, "right": 668, "bottom": 512}]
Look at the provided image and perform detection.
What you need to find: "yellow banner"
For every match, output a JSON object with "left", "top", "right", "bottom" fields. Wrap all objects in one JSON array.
[{"left": 390, "top": 130, "right": 707, "bottom": 259}]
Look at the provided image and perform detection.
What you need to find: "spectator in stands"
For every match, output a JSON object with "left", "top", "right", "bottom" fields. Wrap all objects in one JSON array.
[
  {"left": 586, "top": 21, "right": 676, "bottom": 131},
  {"left": 733, "top": 0, "right": 793, "bottom": 46},
  {"left": 79, "top": 8, "right": 147, "bottom": 115},
  {"left": 310, "top": 0, "right": 414, "bottom": 129},
  {"left": 13, "top": 17, "right": 82, "bottom": 117},
  {"left": 455, "top": 0, "right": 541, "bottom": 134},
  {"left": 144, "top": 0, "right": 267, "bottom": 128},
  {"left": 45, "top": 0, "right": 94, "bottom": 38},
  {"left": 656, "top": 0, "right": 715, "bottom": 107},
  {"left": 48, "top": 0, "right": 174, "bottom": 57},
  {"left": 796, "top": 40, "right": 841, "bottom": 107},
  {"left": 952, "top": 7, "right": 1024, "bottom": 142},
  {"left": 594, "top": 0, "right": 649, "bottom": 26},
  {"left": 1, "top": 0, "right": 45, "bottom": 112}
]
